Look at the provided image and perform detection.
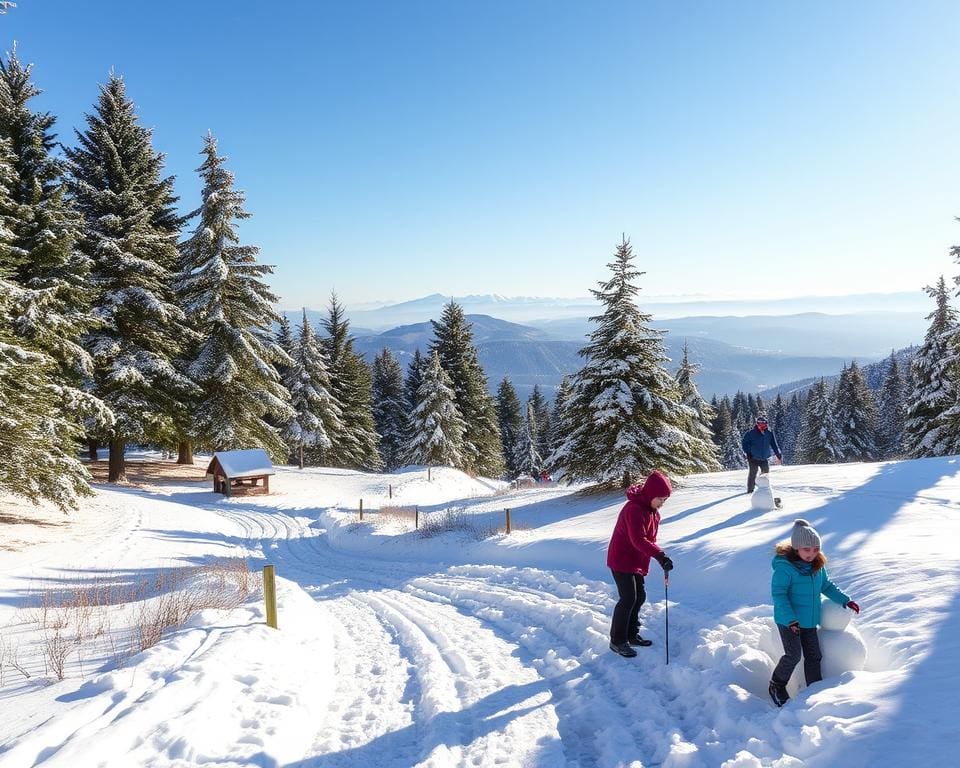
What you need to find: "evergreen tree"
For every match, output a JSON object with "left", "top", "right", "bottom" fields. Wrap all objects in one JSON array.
[
  {"left": 283, "top": 310, "right": 342, "bottom": 468},
  {"left": 527, "top": 384, "right": 552, "bottom": 465},
  {"left": 0, "top": 134, "right": 94, "bottom": 509},
  {"left": 833, "top": 361, "right": 877, "bottom": 461},
  {"left": 404, "top": 350, "right": 466, "bottom": 467},
  {"left": 716, "top": 400, "right": 746, "bottom": 470},
  {"left": 513, "top": 402, "right": 543, "bottom": 478},
  {"left": 709, "top": 394, "right": 723, "bottom": 446},
  {"left": 730, "top": 391, "right": 751, "bottom": 434},
  {"left": 875, "top": 352, "right": 906, "bottom": 459},
  {"left": 796, "top": 379, "right": 845, "bottom": 463},
  {"left": 430, "top": 301, "right": 503, "bottom": 477},
  {"left": 781, "top": 393, "right": 803, "bottom": 464},
  {"left": 674, "top": 341, "right": 721, "bottom": 471},
  {"left": 768, "top": 394, "right": 787, "bottom": 441},
  {"left": 66, "top": 75, "right": 193, "bottom": 481},
  {"left": 371, "top": 347, "right": 408, "bottom": 471},
  {"left": 547, "top": 375, "right": 573, "bottom": 466},
  {"left": 903, "top": 277, "right": 960, "bottom": 457},
  {"left": 176, "top": 133, "right": 292, "bottom": 459},
  {"left": 320, "top": 292, "right": 381, "bottom": 469},
  {"left": 405, "top": 348, "right": 427, "bottom": 414},
  {"left": 495, "top": 376, "right": 522, "bottom": 478},
  {"left": 549, "top": 237, "right": 717, "bottom": 488},
  {"left": 274, "top": 313, "right": 295, "bottom": 379}
]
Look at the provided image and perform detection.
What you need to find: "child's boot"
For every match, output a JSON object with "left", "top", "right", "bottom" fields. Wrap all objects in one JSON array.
[{"left": 768, "top": 678, "right": 789, "bottom": 707}]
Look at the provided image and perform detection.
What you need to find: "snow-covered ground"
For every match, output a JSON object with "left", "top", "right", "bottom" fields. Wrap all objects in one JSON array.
[{"left": 1, "top": 455, "right": 958, "bottom": 767}]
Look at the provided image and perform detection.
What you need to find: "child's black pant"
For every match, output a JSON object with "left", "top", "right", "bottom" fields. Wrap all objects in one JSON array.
[
  {"left": 746, "top": 457, "right": 769, "bottom": 492},
  {"left": 772, "top": 624, "right": 823, "bottom": 686},
  {"left": 610, "top": 570, "right": 646, "bottom": 644}
]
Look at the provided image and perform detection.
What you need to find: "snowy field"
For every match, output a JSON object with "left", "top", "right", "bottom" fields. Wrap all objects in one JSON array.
[{"left": 0, "top": 454, "right": 958, "bottom": 767}]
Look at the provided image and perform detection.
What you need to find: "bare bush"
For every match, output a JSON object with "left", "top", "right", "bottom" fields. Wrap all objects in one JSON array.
[{"left": 417, "top": 506, "right": 491, "bottom": 539}]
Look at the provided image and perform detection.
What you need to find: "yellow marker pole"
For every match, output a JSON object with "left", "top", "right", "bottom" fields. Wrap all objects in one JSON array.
[{"left": 263, "top": 564, "right": 278, "bottom": 629}]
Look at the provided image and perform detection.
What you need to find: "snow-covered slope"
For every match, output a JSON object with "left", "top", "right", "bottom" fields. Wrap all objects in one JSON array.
[{"left": 1, "top": 457, "right": 957, "bottom": 767}]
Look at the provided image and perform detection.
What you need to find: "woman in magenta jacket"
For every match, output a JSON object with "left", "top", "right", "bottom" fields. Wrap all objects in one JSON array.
[{"left": 606, "top": 470, "right": 675, "bottom": 658}]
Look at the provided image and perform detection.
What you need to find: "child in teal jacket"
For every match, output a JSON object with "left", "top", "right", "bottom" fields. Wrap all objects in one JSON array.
[{"left": 768, "top": 519, "right": 860, "bottom": 707}]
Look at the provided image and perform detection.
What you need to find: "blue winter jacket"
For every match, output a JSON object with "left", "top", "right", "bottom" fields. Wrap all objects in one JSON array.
[
  {"left": 742, "top": 427, "right": 781, "bottom": 461},
  {"left": 771, "top": 555, "right": 850, "bottom": 629}
]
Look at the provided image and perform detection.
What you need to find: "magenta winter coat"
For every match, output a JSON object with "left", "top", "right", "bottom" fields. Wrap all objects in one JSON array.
[{"left": 606, "top": 471, "right": 671, "bottom": 575}]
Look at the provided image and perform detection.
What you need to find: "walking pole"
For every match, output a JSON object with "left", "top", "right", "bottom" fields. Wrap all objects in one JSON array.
[{"left": 664, "top": 573, "right": 670, "bottom": 665}]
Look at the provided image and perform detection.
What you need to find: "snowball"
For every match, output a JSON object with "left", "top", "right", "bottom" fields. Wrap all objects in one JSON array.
[
  {"left": 819, "top": 625, "right": 867, "bottom": 679},
  {"left": 819, "top": 598, "right": 852, "bottom": 631},
  {"left": 750, "top": 475, "right": 776, "bottom": 511}
]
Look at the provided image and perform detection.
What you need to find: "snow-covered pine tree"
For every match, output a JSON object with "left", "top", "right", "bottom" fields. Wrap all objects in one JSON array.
[
  {"left": 550, "top": 237, "right": 717, "bottom": 488},
  {"left": 730, "top": 391, "right": 751, "bottom": 434},
  {"left": 405, "top": 348, "right": 427, "bottom": 415},
  {"left": 430, "top": 301, "right": 503, "bottom": 477},
  {"left": 674, "top": 341, "right": 721, "bottom": 471},
  {"left": 833, "top": 360, "right": 877, "bottom": 461},
  {"left": 66, "top": 75, "right": 194, "bottom": 481},
  {"left": 403, "top": 349, "right": 466, "bottom": 467},
  {"left": 283, "top": 309, "right": 342, "bottom": 468},
  {"left": 495, "top": 376, "right": 522, "bottom": 478},
  {"left": 796, "top": 379, "right": 845, "bottom": 463},
  {"left": 755, "top": 394, "right": 766, "bottom": 421},
  {"left": 781, "top": 393, "right": 803, "bottom": 464},
  {"left": 709, "top": 394, "right": 723, "bottom": 447},
  {"left": 768, "top": 394, "right": 787, "bottom": 441},
  {"left": 546, "top": 375, "right": 573, "bottom": 472},
  {"left": 0, "top": 134, "right": 94, "bottom": 510},
  {"left": 274, "top": 313, "right": 295, "bottom": 379},
  {"left": 903, "top": 277, "right": 960, "bottom": 457},
  {"left": 176, "top": 132, "right": 292, "bottom": 460},
  {"left": 527, "top": 384, "right": 551, "bottom": 465},
  {"left": 371, "top": 346, "right": 408, "bottom": 471},
  {"left": 513, "top": 401, "right": 543, "bottom": 478},
  {"left": 320, "top": 292, "right": 381, "bottom": 470},
  {"left": 875, "top": 352, "right": 906, "bottom": 459},
  {"left": 715, "top": 400, "right": 746, "bottom": 470}
]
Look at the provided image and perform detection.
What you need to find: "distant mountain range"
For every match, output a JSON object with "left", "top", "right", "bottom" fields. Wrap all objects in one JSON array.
[{"left": 281, "top": 291, "right": 928, "bottom": 400}]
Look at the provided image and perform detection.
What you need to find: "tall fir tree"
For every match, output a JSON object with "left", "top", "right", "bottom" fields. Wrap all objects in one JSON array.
[
  {"left": 371, "top": 347, "right": 408, "bottom": 471},
  {"left": 0, "top": 133, "right": 94, "bottom": 509},
  {"left": 903, "top": 277, "right": 960, "bottom": 457},
  {"left": 282, "top": 310, "right": 342, "bottom": 468},
  {"left": 781, "top": 393, "right": 803, "bottom": 464},
  {"left": 796, "top": 379, "right": 845, "bottom": 464},
  {"left": 527, "top": 384, "right": 552, "bottom": 466},
  {"left": 66, "top": 75, "right": 193, "bottom": 481},
  {"left": 274, "top": 313, "right": 295, "bottom": 380},
  {"left": 430, "top": 301, "right": 503, "bottom": 477},
  {"left": 548, "top": 237, "right": 717, "bottom": 488},
  {"left": 547, "top": 375, "right": 573, "bottom": 465},
  {"left": 768, "top": 394, "right": 787, "bottom": 442},
  {"left": 674, "top": 341, "right": 721, "bottom": 471},
  {"left": 513, "top": 401, "right": 543, "bottom": 478},
  {"left": 405, "top": 348, "right": 427, "bottom": 414},
  {"left": 403, "top": 350, "right": 466, "bottom": 467},
  {"left": 495, "top": 376, "right": 522, "bottom": 478},
  {"left": 320, "top": 292, "right": 381, "bottom": 470},
  {"left": 833, "top": 361, "right": 877, "bottom": 461},
  {"left": 716, "top": 400, "right": 746, "bottom": 470},
  {"left": 875, "top": 352, "right": 906, "bottom": 459},
  {"left": 176, "top": 133, "right": 292, "bottom": 459}
]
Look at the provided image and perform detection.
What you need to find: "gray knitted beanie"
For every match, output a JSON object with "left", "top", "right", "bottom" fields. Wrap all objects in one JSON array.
[{"left": 791, "top": 518, "right": 822, "bottom": 549}]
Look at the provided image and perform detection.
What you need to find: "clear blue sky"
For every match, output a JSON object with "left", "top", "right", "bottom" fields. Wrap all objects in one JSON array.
[{"left": 3, "top": 1, "right": 959, "bottom": 310}]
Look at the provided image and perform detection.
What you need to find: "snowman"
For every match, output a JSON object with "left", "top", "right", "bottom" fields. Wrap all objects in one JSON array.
[
  {"left": 816, "top": 597, "right": 868, "bottom": 679},
  {"left": 750, "top": 474, "right": 780, "bottom": 510}
]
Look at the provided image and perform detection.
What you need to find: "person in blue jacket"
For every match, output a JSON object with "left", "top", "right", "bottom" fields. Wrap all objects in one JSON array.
[
  {"left": 768, "top": 519, "right": 861, "bottom": 707},
  {"left": 742, "top": 415, "right": 782, "bottom": 493}
]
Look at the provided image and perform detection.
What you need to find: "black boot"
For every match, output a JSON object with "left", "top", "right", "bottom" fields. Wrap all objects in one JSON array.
[
  {"left": 609, "top": 641, "right": 637, "bottom": 658},
  {"left": 768, "top": 679, "right": 789, "bottom": 707},
  {"left": 628, "top": 634, "right": 653, "bottom": 647}
]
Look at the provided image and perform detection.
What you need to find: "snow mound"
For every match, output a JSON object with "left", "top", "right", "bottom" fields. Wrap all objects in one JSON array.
[{"left": 750, "top": 474, "right": 776, "bottom": 511}]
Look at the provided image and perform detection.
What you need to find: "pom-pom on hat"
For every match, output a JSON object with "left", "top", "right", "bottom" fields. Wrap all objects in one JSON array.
[{"left": 791, "top": 518, "right": 822, "bottom": 549}]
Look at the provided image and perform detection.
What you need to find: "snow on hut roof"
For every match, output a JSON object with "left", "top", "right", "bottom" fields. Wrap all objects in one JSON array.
[{"left": 206, "top": 449, "right": 275, "bottom": 479}]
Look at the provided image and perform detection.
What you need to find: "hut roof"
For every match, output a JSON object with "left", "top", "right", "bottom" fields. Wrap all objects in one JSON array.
[{"left": 206, "top": 449, "right": 275, "bottom": 479}]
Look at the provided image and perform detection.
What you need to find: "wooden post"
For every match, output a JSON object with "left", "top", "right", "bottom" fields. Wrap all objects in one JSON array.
[
  {"left": 505, "top": 508, "right": 512, "bottom": 534},
  {"left": 263, "top": 565, "right": 278, "bottom": 629},
  {"left": 359, "top": 498, "right": 363, "bottom": 521},
  {"left": 427, "top": 467, "right": 431, "bottom": 482},
  {"left": 389, "top": 484, "right": 392, "bottom": 499},
  {"left": 415, "top": 505, "right": 419, "bottom": 530}
]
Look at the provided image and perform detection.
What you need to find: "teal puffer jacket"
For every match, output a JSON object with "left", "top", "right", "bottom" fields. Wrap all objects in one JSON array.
[{"left": 771, "top": 555, "right": 850, "bottom": 628}]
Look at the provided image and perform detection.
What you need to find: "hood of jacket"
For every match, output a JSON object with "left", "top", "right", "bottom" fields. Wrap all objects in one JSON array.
[{"left": 625, "top": 470, "right": 672, "bottom": 507}]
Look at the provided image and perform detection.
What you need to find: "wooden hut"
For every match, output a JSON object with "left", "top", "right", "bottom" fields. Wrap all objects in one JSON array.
[{"left": 206, "top": 449, "right": 275, "bottom": 497}]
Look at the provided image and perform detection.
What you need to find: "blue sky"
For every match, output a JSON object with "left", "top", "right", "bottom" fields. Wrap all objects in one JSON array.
[{"left": 3, "top": 1, "right": 959, "bottom": 310}]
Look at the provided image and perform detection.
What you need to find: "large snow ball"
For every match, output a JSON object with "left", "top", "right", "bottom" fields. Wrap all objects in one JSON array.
[
  {"left": 820, "top": 598, "right": 852, "bottom": 631},
  {"left": 819, "top": 625, "right": 867, "bottom": 679},
  {"left": 751, "top": 475, "right": 775, "bottom": 511}
]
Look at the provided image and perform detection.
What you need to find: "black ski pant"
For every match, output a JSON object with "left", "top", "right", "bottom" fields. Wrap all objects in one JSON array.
[
  {"left": 610, "top": 570, "right": 646, "bottom": 644},
  {"left": 772, "top": 624, "right": 823, "bottom": 686},
  {"left": 746, "top": 457, "right": 770, "bottom": 493}
]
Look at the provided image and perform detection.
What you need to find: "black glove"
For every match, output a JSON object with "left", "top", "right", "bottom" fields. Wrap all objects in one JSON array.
[
  {"left": 788, "top": 620, "right": 800, "bottom": 635},
  {"left": 657, "top": 553, "right": 674, "bottom": 573}
]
